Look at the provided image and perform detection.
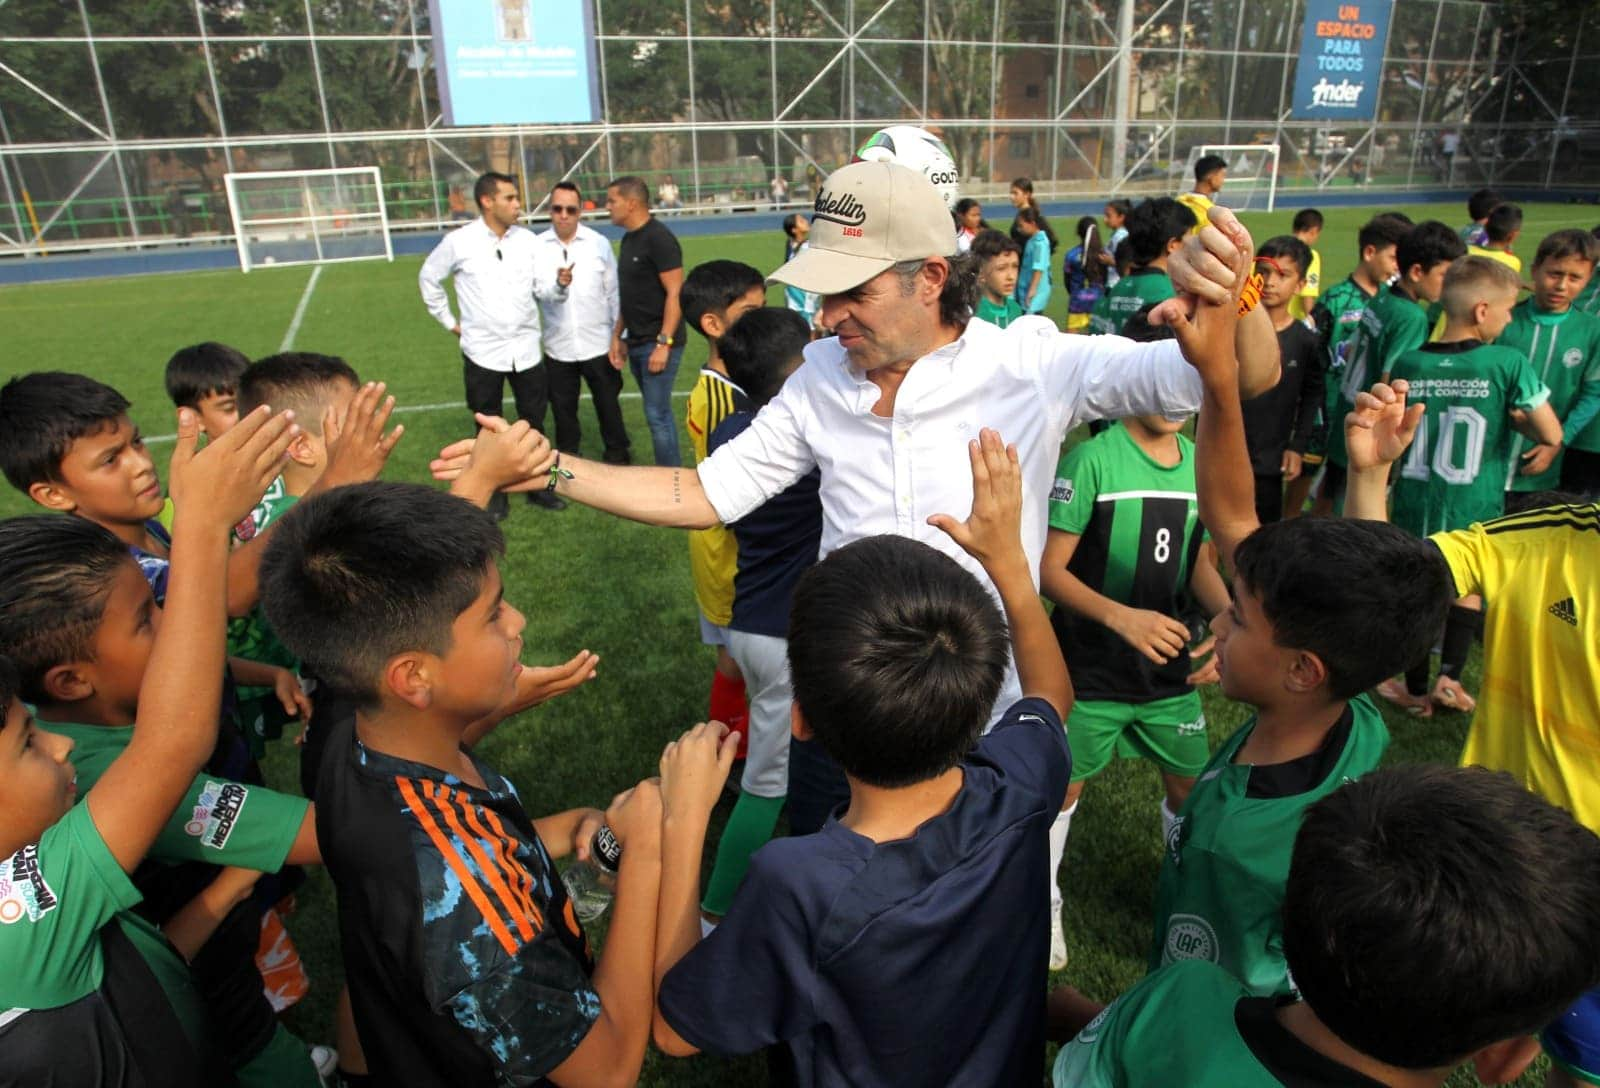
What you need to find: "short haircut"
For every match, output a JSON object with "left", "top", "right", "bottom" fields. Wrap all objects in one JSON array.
[
  {"left": 1356, "top": 213, "right": 1411, "bottom": 256},
  {"left": 1483, "top": 202, "right": 1522, "bottom": 243},
  {"left": 0, "top": 372, "right": 132, "bottom": 492},
  {"left": 607, "top": 175, "right": 649, "bottom": 205},
  {"left": 551, "top": 180, "right": 581, "bottom": 202},
  {"left": 237, "top": 352, "right": 360, "bottom": 437},
  {"left": 0, "top": 655, "right": 19, "bottom": 726},
  {"left": 1232, "top": 518, "right": 1450, "bottom": 700},
  {"left": 1466, "top": 187, "right": 1502, "bottom": 222},
  {"left": 720, "top": 308, "right": 810, "bottom": 409},
  {"left": 1124, "top": 197, "right": 1197, "bottom": 266},
  {"left": 970, "top": 228, "right": 1020, "bottom": 264},
  {"left": 1534, "top": 228, "right": 1600, "bottom": 269},
  {"left": 1291, "top": 208, "right": 1324, "bottom": 234},
  {"left": 787, "top": 535, "right": 1009, "bottom": 788},
  {"left": 1257, "top": 234, "right": 1312, "bottom": 280},
  {"left": 164, "top": 342, "right": 249, "bottom": 409},
  {"left": 0, "top": 515, "right": 133, "bottom": 703},
  {"left": 1440, "top": 255, "right": 1522, "bottom": 320},
  {"left": 260, "top": 482, "right": 505, "bottom": 709},
  {"left": 1395, "top": 220, "right": 1467, "bottom": 278},
  {"left": 680, "top": 260, "right": 765, "bottom": 342},
  {"left": 473, "top": 171, "right": 516, "bottom": 210},
  {"left": 1194, "top": 154, "right": 1227, "bottom": 182},
  {"left": 1285, "top": 764, "right": 1600, "bottom": 1069}
]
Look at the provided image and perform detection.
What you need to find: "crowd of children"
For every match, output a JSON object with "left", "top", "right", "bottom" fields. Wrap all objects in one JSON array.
[{"left": 0, "top": 177, "right": 1598, "bottom": 1088}]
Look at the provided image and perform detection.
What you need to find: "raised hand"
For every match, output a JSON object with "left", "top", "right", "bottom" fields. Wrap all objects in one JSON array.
[
  {"left": 512, "top": 649, "right": 599, "bottom": 709},
  {"left": 168, "top": 405, "right": 298, "bottom": 532},
  {"left": 658, "top": 721, "right": 738, "bottom": 822},
  {"left": 1151, "top": 206, "right": 1254, "bottom": 325},
  {"left": 318, "top": 381, "right": 404, "bottom": 490},
  {"left": 927, "top": 428, "right": 1025, "bottom": 571},
  {"left": 1345, "top": 379, "right": 1424, "bottom": 473}
]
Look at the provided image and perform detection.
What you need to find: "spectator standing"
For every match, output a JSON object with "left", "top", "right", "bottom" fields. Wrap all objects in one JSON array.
[
  {"left": 420, "top": 170, "right": 571, "bottom": 517},
  {"left": 536, "top": 182, "right": 632, "bottom": 465},
  {"left": 607, "top": 175, "right": 687, "bottom": 466}
]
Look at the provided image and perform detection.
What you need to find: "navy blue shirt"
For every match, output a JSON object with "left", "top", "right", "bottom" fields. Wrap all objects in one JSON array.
[
  {"left": 709, "top": 411, "right": 823, "bottom": 639},
  {"left": 659, "top": 697, "right": 1071, "bottom": 1087}
]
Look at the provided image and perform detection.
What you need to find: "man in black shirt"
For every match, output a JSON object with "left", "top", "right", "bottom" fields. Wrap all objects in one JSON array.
[
  {"left": 607, "top": 176, "right": 686, "bottom": 466},
  {"left": 1243, "top": 236, "right": 1324, "bottom": 523}
]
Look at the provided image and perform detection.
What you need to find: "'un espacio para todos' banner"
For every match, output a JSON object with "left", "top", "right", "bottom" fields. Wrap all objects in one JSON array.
[
  {"left": 1290, "top": 0, "right": 1395, "bottom": 121},
  {"left": 428, "top": 0, "right": 600, "bottom": 125}
]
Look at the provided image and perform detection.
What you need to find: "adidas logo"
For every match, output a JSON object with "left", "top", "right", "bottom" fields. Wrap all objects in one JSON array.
[{"left": 1549, "top": 597, "right": 1578, "bottom": 627}]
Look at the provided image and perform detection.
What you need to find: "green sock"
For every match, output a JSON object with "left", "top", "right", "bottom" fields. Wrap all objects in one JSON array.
[{"left": 701, "top": 792, "right": 786, "bottom": 918}]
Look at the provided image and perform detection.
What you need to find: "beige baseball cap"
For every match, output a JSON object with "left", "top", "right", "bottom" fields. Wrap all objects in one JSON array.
[{"left": 768, "top": 161, "right": 956, "bottom": 296}]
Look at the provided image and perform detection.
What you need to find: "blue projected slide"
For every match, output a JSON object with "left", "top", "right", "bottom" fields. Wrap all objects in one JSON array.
[{"left": 427, "top": 0, "right": 599, "bottom": 125}]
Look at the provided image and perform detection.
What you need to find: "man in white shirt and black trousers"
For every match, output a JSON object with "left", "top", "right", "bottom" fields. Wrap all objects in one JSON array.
[
  {"left": 420, "top": 170, "right": 572, "bottom": 516},
  {"left": 534, "top": 181, "right": 632, "bottom": 465}
]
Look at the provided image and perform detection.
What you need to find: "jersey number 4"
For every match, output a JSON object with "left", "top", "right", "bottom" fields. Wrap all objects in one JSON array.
[{"left": 1402, "top": 406, "right": 1488, "bottom": 485}]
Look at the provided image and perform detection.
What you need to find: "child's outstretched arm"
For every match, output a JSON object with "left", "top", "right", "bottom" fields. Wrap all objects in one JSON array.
[
  {"left": 1343, "top": 379, "right": 1425, "bottom": 522},
  {"left": 929, "top": 428, "right": 1072, "bottom": 720},
  {"left": 89, "top": 406, "right": 296, "bottom": 873}
]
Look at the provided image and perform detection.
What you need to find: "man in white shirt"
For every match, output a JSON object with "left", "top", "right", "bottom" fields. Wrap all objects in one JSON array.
[
  {"left": 420, "top": 170, "right": 572, "bottom": 515},
  {"left": 535, "top": 182, "right": 631, "bottom": 465}
]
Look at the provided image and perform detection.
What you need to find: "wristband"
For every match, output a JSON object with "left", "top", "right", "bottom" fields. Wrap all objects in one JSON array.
[
  {"left": 547, "top": 453, "right": 574, "bottom": 492},
  {"left": 1237, "top": 269, "right": 1264, "bottom": 316}
]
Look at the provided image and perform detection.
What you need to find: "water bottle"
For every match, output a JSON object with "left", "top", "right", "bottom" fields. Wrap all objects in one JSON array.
[{"left": 562, "top": 825, "right": 622, "bottom": 922}]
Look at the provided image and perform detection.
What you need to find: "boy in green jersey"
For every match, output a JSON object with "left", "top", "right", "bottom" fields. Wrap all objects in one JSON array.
[
  {"left": 1498, "top": 230, "right": 1600, "bottom": 501},
  {"left": 1053, "top": 763, "right": 1600, "bottom": 1088},
  {"left": 971, "top": 228, "right": 1024, "bottom": 329},
  {"left": 1320, "top": 220, "right": 1465, "bottom": 510},
  {"left": 1088, "top": 198, "right": 1193, "bottom": 336},
  {"left": 1377, "top": 257, "right": 1560, "bottom": 719},
  {"left": 0, "top": 406, "right": 296, "bottom": 1085},
  {"left": 1151, "top": 282, "right": 1451, "bottom": 1000}
]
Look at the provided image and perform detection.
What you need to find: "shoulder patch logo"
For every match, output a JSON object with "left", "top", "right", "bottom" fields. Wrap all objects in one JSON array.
[
  {"left": 1564, "top": 348, "right": 1585, "bottom": 369},
  {"left": 0, "top": 844, "right": 59, "bottom": 924},
  {"left": 1050, "top": 477, "right": 1074, "bottom": 504},
  {"left": 185, "top": 780, "right": 249, "bottom": 850},
  {"left": 1549, "top": 596, "right": 1579, "bottom": 627},
  {"left": 1163, "top": 913, "right": 1219, "bottom": 965}
]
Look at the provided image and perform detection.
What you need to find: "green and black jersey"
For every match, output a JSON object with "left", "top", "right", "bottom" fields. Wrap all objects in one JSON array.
[{"left": 1088, "top": 268, "right": 1176, "bottom": 336}]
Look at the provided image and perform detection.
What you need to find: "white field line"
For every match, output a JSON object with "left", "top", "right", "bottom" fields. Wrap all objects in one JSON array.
[{"left": 279, "top": 265, "right": 323, "bottom": 351}]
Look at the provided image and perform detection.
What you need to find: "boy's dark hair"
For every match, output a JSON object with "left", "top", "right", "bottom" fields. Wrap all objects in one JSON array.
[
  {"left": 1466, "top": 187, "right": 1502, "bottom": 222},
  {"left": 720, "top": 308, "right": 810, "bottom": 409},
  {"left": 1232, "top": 518, "right": 1450, "bottom": 699},
  {"left": 0, "top": 655, "right": 19, "bottom": 724},
  {"left": 1395, "top": 220, "right": 1467, "bottom": 278},
  {"left": 1356, "top": 213, "right": 1411, "bottom": 256},
  {"left": 681, "top": 260, "right": 765, "bottom": 342},
  {"left": 1483, "top": 202, "right": 1522, "bottom": 244},
  {"left": 0, "top": 515, "right": 133, "bottom": 703},
  {"left": 1194, "top": 154, "right": 1227, "bottom": 183},
  {"left": 473, "top": 171, "right": 516, "bottom": 210},
  {"left": 164, "top": 342, "right": 249, "bottom": 409},
  {"left": 1125, "top": 197, "right": 1196, "bottom": 266},
  {"left": 1291, "top": 208, "right": 1323, "bottom": 234},
  {"left": 787, "top": 535, "right": 1008, "bottom": 789},
  {"left": 1258, "top": 235, "right": 1312, "bottom": 280},
  {"left": 607, "top": 175, "right": 650, "bottom": 205},
  {"left": 1534, "top": 228, "right": 1600, "bottom": 269},
  {"left": 971, "top": 228, "right": 1021, "bottom": 263},
  {"left": 1121, "top": 304, "right": 1177, "bottom": 344},
  {"left": 0, "top": 372, "right": 132, "bottom": 492},
  {"left": 260, "top": 482, "right": 504, "bottom": 709},
  {"left": 237, "top": 352, "right": 359, "bottom": 436},
  {"left": 1285, "top": 764, "right": 1600, "bottom": 1069}
]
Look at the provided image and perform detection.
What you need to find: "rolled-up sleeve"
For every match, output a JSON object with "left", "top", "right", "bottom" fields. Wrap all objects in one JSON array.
[{"left": 697, "top": 374, "right": 817, "bottom": 524}]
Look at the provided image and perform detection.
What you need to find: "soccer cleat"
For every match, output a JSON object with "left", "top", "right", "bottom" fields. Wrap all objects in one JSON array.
[
  {"left": 1431, "top": 675, "right": 1477, "bottom": 715},
  {"left": 1375, "top": 678, "right": 1433, "bottom": 717},
  {"left": 1049, "top": 909, "right": 1069, "bottom": 971}
]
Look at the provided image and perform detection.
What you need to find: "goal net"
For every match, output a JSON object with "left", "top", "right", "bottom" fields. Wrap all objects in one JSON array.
[
  {"left": 224, "top": 167, "right": 393, "bottom": 273},
  {"left": 1191, "top": 144, "right": 1280, "bottom": 213}
]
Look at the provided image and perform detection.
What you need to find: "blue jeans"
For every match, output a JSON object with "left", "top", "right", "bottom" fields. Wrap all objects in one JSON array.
[{"left": 627, "top": 340, "right": 684, "bottom": 466}]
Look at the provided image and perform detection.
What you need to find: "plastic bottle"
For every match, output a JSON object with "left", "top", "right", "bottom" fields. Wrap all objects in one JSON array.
[{"left": 562, "top": 824, "right": 622, "bottom": 922}]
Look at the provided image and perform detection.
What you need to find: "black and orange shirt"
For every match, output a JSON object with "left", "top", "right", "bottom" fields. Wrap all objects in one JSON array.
[{"left": 314, "top": 715, "right": 598, "bottom": 1088}]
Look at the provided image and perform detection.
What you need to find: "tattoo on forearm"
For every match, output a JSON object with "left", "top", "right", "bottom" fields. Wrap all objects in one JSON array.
[{"left": 672, "top": 470, "right": 682, "bottom": 505}]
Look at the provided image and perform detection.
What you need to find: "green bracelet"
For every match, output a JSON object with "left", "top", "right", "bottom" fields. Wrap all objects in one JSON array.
[{"left": 547, "top": 453, "right": 574, "bottom": 492}]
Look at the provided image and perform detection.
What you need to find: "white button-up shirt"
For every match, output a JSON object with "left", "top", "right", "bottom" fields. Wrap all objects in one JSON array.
[
  {"left": 418, "top": 217, "right": 566, "bottom": 373},
  {"left": 534, "top": 223, "right": 619, "bottom": 362},
  {"left": 697, "top": 314, "right": 1205, "bottom": 712}
]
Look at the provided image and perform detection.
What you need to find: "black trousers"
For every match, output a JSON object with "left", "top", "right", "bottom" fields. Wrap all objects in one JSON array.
[
  {"left": 1253, "top": 472, "right": 1284, "bottom": 524},
  {"left": 462, "top": 353, "right": 549, "bottom": 435},
  {"left": 545, "top": 352, "right": 632, "bottom": 459}
]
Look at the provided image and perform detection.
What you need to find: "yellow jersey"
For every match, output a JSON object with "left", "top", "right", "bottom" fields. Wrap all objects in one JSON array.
[
  {"left": 1467, "top": 244, "right": 1522, "bottom": 274},
  {"left": 1287, "top": 249, "right": 1321, "bottom": 324},
  {"left": 1175, "top": 191, "right": 1213, "bottom": 231},
  {"left": 685, "top": 367, "right": 749, "bottom": 627},
  {"left": 1431, "top": 503, "right": 1600, "bottom": 832}
]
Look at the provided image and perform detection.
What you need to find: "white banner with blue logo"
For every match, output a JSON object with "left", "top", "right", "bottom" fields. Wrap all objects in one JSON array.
[
  {"left": 1289, "top": 0, "right": 1394, "bottom": 121},
  {"left": 428, "top": 0, "right": 600, "bottom": 125}
]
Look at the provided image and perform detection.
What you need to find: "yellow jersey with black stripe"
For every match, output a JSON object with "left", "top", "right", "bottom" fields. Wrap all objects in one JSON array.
[
  {"left": 1430, "top": 503, "right": 1600, "bottom": 832},
  {"left": 1175, "top": 191, "right": 1213, "bottom": 231},
  {"left": 686, "top": 368, "right": 750, "bottom": 627}
]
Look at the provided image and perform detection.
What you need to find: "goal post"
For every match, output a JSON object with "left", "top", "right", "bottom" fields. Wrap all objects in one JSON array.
[
  {"left": 224, "top": 167, "right": 393, "bottom": 273},
  {"left": 1192, "top": 144, "right": 1280, "bottom": 213}
]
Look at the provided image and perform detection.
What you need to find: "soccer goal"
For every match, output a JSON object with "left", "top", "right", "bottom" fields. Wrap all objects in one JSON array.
[
  {"left": 224, "top": 167, "right": 393, "bottom": 273},
  {"left": 1192, "top": 144, "right": 1280, "bottom": 213}
]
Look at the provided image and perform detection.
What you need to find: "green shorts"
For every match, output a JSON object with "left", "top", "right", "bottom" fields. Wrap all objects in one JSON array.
[{"left": 1066, "top": 692, "right": 1209, "bottom": 783}]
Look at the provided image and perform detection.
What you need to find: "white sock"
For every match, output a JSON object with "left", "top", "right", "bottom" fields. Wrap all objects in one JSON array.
[
  {"left": 699, "top": 916, "right": 717, "bottom": 939},
  {"left": 1048, "top": 803, "right": 1077, "bottom": 911},
  {"left": 1160, "top": 799, "right": 1179, "bottom": 847}
]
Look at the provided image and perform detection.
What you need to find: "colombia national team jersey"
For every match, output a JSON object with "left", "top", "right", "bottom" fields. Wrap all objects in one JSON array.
[{"left": 686, "top": 368, "right": 751, "bottom": 627}]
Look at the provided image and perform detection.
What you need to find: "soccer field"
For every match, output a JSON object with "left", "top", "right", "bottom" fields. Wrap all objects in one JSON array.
[{"left": 1, "top": 201, "right": 1590, "bottom": 1086}]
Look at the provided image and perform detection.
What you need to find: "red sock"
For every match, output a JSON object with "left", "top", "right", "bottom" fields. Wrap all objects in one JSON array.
[{"left": 709, "top": 669, "right": 749, "bottom": 759}]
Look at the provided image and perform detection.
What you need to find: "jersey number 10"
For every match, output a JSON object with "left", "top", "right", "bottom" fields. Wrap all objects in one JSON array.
[{"left": 1402, "top": 406, "right": 1488, "bottom": 485}]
